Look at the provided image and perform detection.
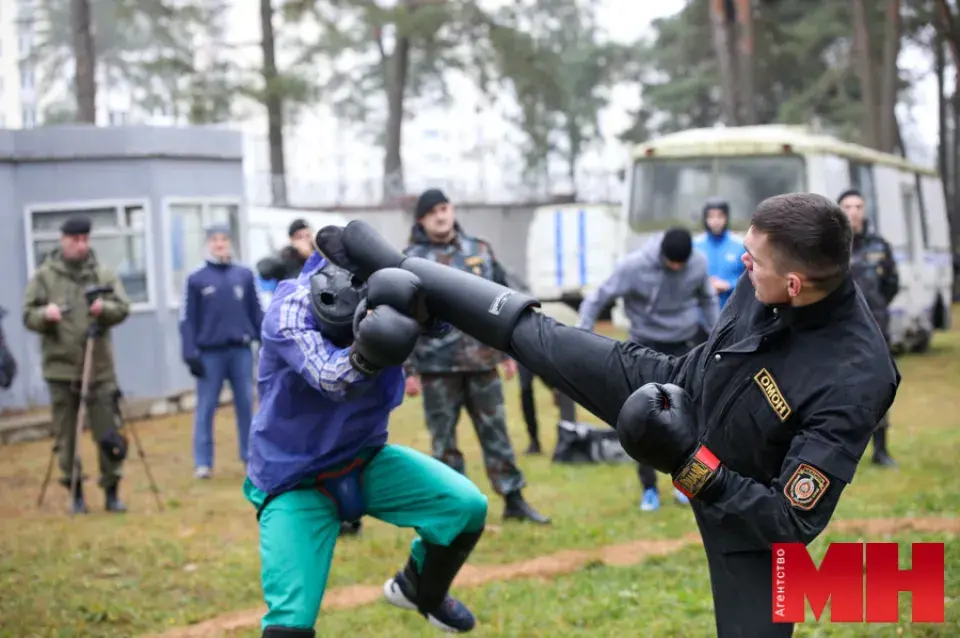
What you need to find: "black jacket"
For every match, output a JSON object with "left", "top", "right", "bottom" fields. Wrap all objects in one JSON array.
[
  {"left": 512, "top": 271, "right": 900, "bottom": 553},
  {"left": 850, "top": 230, "right": 899, "bottom": 340}
]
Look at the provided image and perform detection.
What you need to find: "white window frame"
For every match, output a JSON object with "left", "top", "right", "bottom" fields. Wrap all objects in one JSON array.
[
  {"left": 23, "top": 198, "right": 157, "bottom": 313},
  {"left": 161, "top": 196, "right": 244, "bottom": 309}
]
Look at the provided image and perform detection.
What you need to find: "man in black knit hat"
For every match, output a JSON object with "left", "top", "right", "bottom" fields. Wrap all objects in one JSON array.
[
  {"left": 578, "top": 227, "right": 719, "bottom": 511},
  {"left": 402, "top": 188, "right": 550, "bottom": 524}
]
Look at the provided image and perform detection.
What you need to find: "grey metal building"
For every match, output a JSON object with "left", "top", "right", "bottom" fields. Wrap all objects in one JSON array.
[{"left": 0, "top": 125, "right": 245, "bottom": 414}]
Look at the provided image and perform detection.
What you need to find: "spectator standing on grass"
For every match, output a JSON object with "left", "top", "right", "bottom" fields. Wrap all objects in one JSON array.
[
  {"left": 577, "top": 227, "right": 719, "bottom": 511},
  {"left": 838, "top": 188, "right": 900, "bottom": 467},
  {"left": 694, "top": 197, "right": 746, "bottom": 310},
  {"left": 180, "top": 223, "right": 264, "bottom": 479},
  {"left": 402, "top": 188, "right": 550, "bottom": 525}
]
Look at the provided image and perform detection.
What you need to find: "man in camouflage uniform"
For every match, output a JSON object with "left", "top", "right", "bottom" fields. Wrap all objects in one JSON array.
[
  {"left": 838, "top": 189, "right": 900, "bottom": 467},
  {"left": 403, "top": 188, "right": 550, "bottom": 524},
  {"left": 23, "top": 216, "right": 132, "bottom": 513}
]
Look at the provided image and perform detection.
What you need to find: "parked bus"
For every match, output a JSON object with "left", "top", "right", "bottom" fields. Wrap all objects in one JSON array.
[{"left": 619, "top": 124, "right": 953, "bottom": 353}]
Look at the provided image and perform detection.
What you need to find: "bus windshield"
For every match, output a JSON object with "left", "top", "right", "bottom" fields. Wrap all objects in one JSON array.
[{"left": 628, "top": 155, "right": 806, "bottom": 232}]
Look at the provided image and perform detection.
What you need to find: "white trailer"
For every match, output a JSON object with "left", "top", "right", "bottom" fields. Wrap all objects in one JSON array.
[{"left": 525, "top": 203, "right": 623, "bottom": 305}]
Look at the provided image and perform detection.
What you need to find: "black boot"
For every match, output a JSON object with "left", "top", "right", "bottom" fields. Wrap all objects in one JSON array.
[
  {"left": 339, "top": 519, "right": 362, "bottom": 537},
  {"left": 69, "top": 481, "right": 88, "bottom": 515},
  {"left": 503, "top": 490, "right": 550, "bottom": 524},
  {"left": 525, "top": 440, "right": 542, "bottom": 455},
  {"left": 383, "top": 529, "right": 484, "bottom": 632},
  {"left": 262, "top": 627, "right": 315, "bottom": 637},
  {"left": 105, "top": 484, "right": 128, "bottom": 513},
  {"left": 871, "top": 427, "right": 897, "bottom": 467}
]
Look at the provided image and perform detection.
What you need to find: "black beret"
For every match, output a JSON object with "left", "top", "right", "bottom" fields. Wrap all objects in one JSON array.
[
  {"left": 415, "top": 188, "right": 450, "bottom": 219},
  {"left": 60, "top": 216, "right": 92, "bottom": 235}
]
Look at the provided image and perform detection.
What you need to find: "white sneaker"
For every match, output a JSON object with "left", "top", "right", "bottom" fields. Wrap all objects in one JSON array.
[{"left": 194, "top": 466, "right": 212, "bottom": 479}]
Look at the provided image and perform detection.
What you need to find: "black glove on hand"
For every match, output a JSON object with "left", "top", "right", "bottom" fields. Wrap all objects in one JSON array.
[
  {"left": 366, "top": 268, "right": 427, "bottom": 321},
  {"left": 616, "top": 383, "right": 727, "bottom": 502},
  {"left": 186, "top": 358, "right": 205, "bottom": 378},
  {"left": 349, "top": 302, "right": 421, "bottom": 377}
]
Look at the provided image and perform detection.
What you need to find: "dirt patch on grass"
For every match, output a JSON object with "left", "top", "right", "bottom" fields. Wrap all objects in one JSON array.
[{"left": 147, "top": 516, "right": 958, "bottom": 638}]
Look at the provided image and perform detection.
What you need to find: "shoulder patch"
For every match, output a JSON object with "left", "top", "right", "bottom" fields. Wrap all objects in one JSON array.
[
  {"left": 784, "top": 463, "right": 830, "bottom": 511},
  {"left": 753, "top": 368, "right": 792, "bottom": 421}
]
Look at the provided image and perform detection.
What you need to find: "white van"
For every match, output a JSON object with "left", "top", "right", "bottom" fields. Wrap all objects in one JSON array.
[
  {"left": 618, "top": 124, "right": 953, "bottom": 353},
  {"left": 525, "top": 204, "right": 623, "bottom": 303}
]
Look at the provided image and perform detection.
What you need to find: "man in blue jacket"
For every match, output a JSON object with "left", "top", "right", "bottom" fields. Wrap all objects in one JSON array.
[
  {"left": 694, "top": 197, "right": 746, "bottom": 309},
  {"left": 180, "top": 224, "right": 264, "bottom": 479},
  {"left": 244, "top": 248, "right": 486, "bottom": 637}
]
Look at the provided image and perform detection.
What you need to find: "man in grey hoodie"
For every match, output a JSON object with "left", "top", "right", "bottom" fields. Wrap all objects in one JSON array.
[{"left": 577, "top": 227, "right": 720, "bottom": 511}]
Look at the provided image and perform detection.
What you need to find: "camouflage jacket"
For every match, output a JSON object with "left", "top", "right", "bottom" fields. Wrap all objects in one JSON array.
[
  {"left": 403, "top": 223, "right": 508, "bottom": 374},
  {"left": 850, "top": 230, "right": 899, "bottom": 341},
  {"left": 22, "top": 250, "right": 130, "bottom": 382}
]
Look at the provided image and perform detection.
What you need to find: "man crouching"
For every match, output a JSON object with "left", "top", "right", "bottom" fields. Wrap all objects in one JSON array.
[{"left": 244, "top": 250, "right": 487, "bottom": 636}]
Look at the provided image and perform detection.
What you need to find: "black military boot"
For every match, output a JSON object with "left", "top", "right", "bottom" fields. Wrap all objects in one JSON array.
[
  {"left": 105, "top": 484, "right": 128, "bottom": 513},
  {"left": 525, "top": 439, "right": 542, "bottom": 455},
  {"left": 871, "top": 427, "right": 897, "bottom": 467},
  {"left": 262, "top": 627, "right": 315, "bottom": 637},
  {"left": 503, "top": 490, "right": 550, "bottom": 524},
  {"left": 69, "top": 481, "right": 88, "bottom": 515}
]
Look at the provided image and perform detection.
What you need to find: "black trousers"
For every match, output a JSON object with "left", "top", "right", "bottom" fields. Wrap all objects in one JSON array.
[
  {"left": 518, "top": 363, "right": 577, "bottom": 444},
  {"left": 704, "top": 548, "right": 795, "bottom": 637},
  {"left": 632, "top": 333, "right": 705, "bottom": 491}
]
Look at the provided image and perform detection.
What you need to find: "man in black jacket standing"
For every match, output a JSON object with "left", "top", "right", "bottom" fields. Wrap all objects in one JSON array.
[
  {"left": 837, "top": 189, "right": 900, "bottom": 466},
  {"left": 316, "top": 192, "right": 900, "bottom": 637}
]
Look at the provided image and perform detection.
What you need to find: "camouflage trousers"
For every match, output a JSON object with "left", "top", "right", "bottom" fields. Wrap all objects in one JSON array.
[
  {"left": 48, "top": 380, "right": 124, "bottom": 489},
  {"left": 420, "top": 370, "right": 525, "bottom": 496}
]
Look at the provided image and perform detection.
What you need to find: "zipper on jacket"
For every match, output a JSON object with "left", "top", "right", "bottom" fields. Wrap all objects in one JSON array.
[{"left": 698, "top": 375, "right": 752, "bottom": 444}]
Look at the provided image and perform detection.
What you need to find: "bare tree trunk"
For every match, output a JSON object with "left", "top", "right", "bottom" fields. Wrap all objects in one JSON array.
[
  {"left": 734, "top": 0, "right": 756, "bottom": 125},
  {"left": 260, "top": 0, "right": 287, "bottom": 207},
  {"left": 936, "top": 31, "right": 950, "bottom": 213},
  {"left": 877, "top": 0, "right": 902, "bottom": 153},
  {"left": 383, "top": 33, "right": 410, "bottom": 204},
  {"left": 710, "top": 0, "right": 739, "bottom": 125},
  {"left": 851, "top": 0, "right": 879, "bottom": 149},
  {"left": 70, "top": 0, "right": 96, "bottom": 123},
  {"left": 934, "top": 0, "right": 960, "bottom": 237}
]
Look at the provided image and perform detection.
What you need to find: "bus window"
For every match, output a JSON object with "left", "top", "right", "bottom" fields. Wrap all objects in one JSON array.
[
  {"left": 848, "top": 162, "right": 879, "bottom": 229},
  {"left": 629, "top": 155, "right": 806, "bottom": 233}
]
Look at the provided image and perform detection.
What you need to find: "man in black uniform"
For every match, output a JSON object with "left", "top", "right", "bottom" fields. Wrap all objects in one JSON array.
[
  {"left": 837, "top": 188, "right": 900, "bottom": 466},
  {"left": 315, "top": 191, "right": 900, "bottom": 637}
]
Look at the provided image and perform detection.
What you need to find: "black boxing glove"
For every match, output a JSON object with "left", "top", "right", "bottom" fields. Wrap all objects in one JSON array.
[
  {"left": 366, "top": 268, "right": 426, "bottom": 320},
  {"left": 348, "top": 302, "right": 421, "bottom": 377},
  {"left": 616, "top": 383, "right": 727, "bottom": 502}
]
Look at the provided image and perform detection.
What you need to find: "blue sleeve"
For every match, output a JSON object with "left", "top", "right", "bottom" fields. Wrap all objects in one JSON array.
[
  {"left": 268, "top": 286, "right": 375, "bottom": 402},
  {"left": 179, "top": 274, "right": 200, "bottom": 361},
  {"left": 245, "top": 269, "right": 266, "bottom": 339}
]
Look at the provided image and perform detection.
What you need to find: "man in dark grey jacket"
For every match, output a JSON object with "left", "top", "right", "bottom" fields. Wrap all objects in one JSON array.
[{"left": 578, "top": 227, "right": 720, "bottom": 511}]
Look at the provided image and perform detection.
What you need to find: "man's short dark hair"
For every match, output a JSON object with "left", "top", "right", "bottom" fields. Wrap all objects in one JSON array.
[{"left": 750, "top": 193, "right": 852, "bottom": 292}]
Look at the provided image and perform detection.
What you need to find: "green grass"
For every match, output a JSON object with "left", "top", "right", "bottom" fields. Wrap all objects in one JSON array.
[{"left": 1, "top": 316, "right": 958, "bottom": 637}]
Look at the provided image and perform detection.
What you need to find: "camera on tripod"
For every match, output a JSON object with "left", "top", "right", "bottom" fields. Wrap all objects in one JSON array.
[
  {"left": 84, "top": 284, "right": 114, "bottom": 307},
  {"left": 83, "top": 285, "right": 114, "bottom": 338}
]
